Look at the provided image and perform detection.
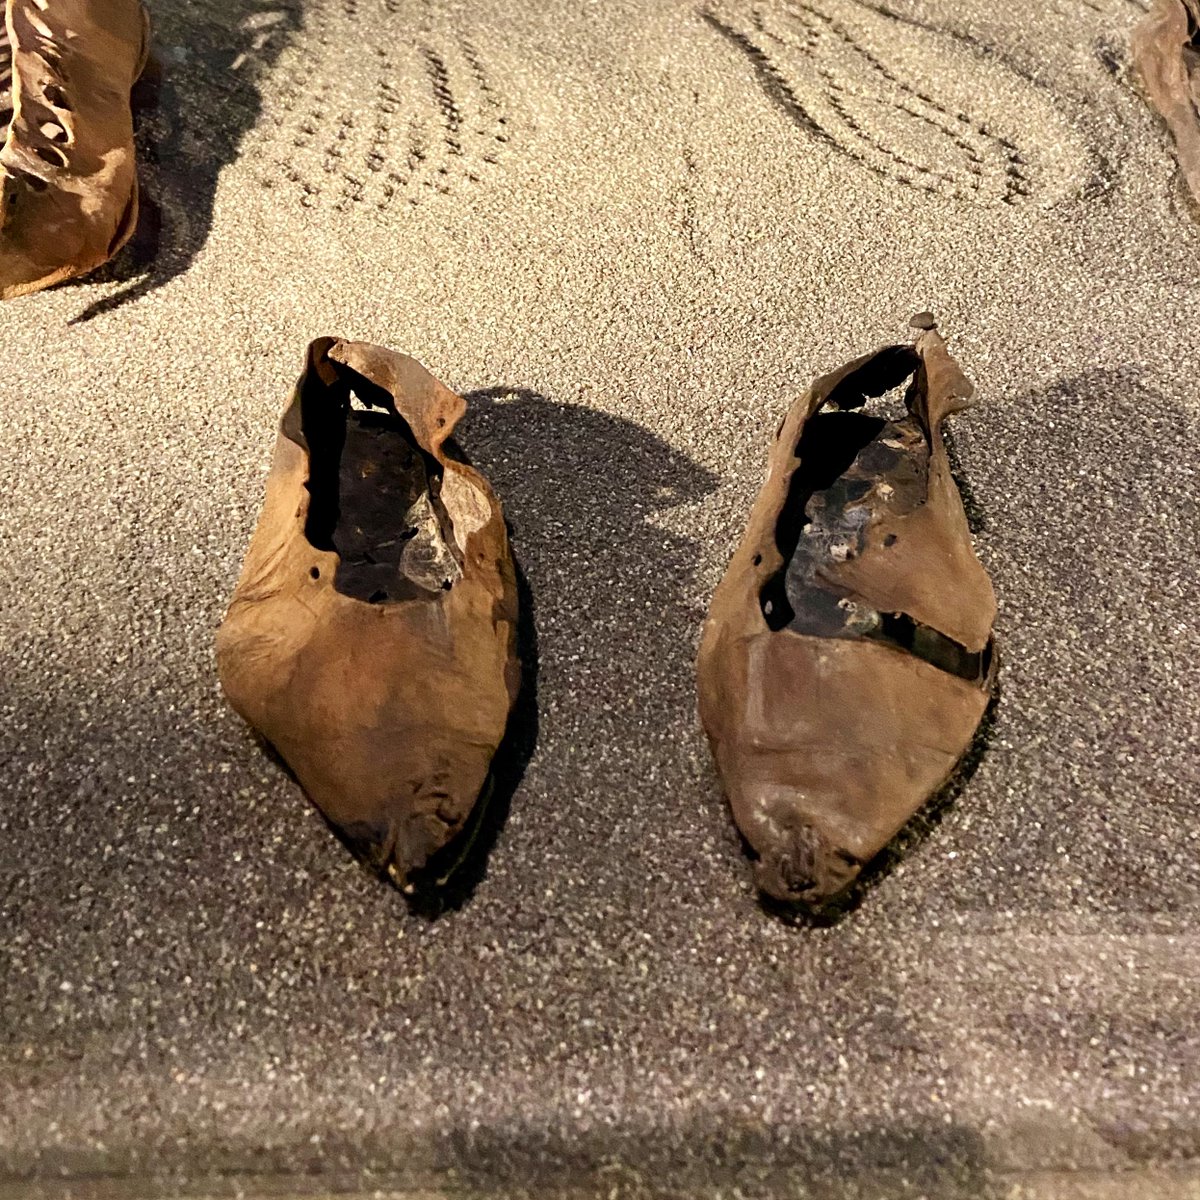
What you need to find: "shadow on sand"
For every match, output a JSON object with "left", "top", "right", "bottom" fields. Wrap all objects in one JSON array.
[{"left": 410, "top": 385, "right": 721, "bottom": 911}]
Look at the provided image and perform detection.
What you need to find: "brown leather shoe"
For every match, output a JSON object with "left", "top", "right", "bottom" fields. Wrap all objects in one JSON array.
[
  {"left": 0, "top": 0, "right": 149, "bottom": 299},
  {"left": 217, "top": 339, "right": 521, "bottom": 887},
  {"left": 697, "top": 317, "right": 997, "bottom": 910}
]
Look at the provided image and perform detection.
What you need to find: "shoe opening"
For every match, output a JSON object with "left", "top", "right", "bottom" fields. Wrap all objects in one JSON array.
[
  {"left": 301, "top": 354, "right": 463, "bottom": 603},
  {"left": 758, "top": 367, "right": 990, "bottom": 687},
  {"left": 760, "top": 409, "right": 886, "bottom": 630}
]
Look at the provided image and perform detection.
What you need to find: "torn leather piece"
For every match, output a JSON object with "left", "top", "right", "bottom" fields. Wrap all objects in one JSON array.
[
  {"left": 697, "top": 320, "right": 997, "bottom": 910},
  {"left": 216, "top": 339, "right": 521, "bottom": 889},
  {"left": 1, "top": 0, "right": 150, "bottom": 299},
  {"left": 1133, "top": 0, "right": 1200, "bottom": 213}
]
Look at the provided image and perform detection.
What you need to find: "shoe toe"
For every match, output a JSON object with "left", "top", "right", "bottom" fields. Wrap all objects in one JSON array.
[
  {"left": 751, "top": 818, "right": 862, "bottom": 907},
  {"left": 738, "top": 787, "right": 863, "bottom": 907}
]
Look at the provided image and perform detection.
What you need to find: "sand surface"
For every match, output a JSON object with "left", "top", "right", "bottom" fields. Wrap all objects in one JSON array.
[{"left": 2, "top": 0, "right": 1199, "bottom": 1195}]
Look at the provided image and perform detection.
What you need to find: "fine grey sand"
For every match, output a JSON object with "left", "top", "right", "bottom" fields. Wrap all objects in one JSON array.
[{"left": 2, "top": 0, "right": 1200, "bottom": 1196}]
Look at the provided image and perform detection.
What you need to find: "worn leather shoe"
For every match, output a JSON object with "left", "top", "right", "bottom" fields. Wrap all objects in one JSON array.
[
  {"left": 217, "top": 338, "right": 521, "bottom": 887},
  {"left": 697, "top": 317, "right": 997, "bottom": 909}
]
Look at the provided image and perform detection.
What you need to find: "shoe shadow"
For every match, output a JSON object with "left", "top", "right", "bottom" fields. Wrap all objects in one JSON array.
[
  {"left": 433, "top": 386, "right": 721, "bottom": 897},
  {"left": 66, "top": 0, "right": 303, "bottom": 324}
]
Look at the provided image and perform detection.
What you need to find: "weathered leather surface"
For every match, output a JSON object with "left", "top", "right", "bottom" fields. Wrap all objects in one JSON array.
[
  {"left": 697, "top": 325, "right": 997, "bottom": 908},
  {"left": 0, "top": 0, "right": 148, "bottom": 299},
  {"left": 217, "top": 339, "right": 521, "bottom": 886},
  {"left": 1134, "top": 0, "right": 1200, "bottom": 213}
]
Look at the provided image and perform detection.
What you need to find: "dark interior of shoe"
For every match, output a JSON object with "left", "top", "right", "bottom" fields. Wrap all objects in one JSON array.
[
  {"left": 302, "top": 362, "right": 461, "bottom": 603},
  {"left": 759, "top": 373, "right": 992, "bottom": 686},
  {"left": 760, "top": 409, "right": 886, "bottom": 631}
]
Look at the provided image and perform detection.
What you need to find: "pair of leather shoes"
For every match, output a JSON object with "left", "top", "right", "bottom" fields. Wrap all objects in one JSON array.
[
  {"left": 1, "top": 0, "right": 149, "bottom": 299},
  {"left": 218, "top": 320, "right": 997, "bottom": 911}
]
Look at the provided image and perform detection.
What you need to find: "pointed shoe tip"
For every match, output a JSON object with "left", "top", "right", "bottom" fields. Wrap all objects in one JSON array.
[
  {"left": 752, "top": 821, "right": 863, "bottom": 909},
  {"left": 333, "top": 810, "right": 464, "bottom": 893}
]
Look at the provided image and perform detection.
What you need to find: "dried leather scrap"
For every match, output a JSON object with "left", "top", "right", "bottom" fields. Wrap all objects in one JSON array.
[
  {"left": 1133, "top": 0, "right": 1200, "bottom": 212},
  {"left": 0, "top": 0, "right": 149, "bottom": 299},
  {"left": 217, "top": 339, "right": 521, "bottom": 887},
  {"left": 697, "top": 319, "right": 997, "bottom": 909}
]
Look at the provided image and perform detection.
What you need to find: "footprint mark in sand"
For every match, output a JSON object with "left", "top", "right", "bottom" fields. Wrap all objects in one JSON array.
[
  {"left": 702, "top": 0, "right": 1089, "bottom": 205},
  {"left": 1050, "top": 0, "right": 1151, "bottom": 13},
  {"left": 255, "top": 0, "right": 512, "bottom": 216}
]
